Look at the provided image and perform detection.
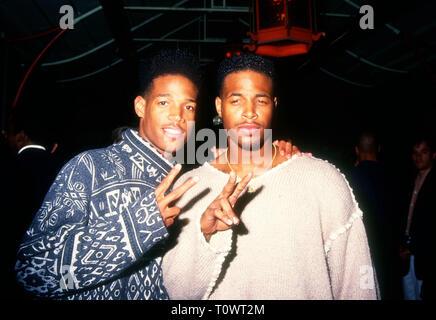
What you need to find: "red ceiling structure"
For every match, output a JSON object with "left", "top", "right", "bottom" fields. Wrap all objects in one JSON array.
[{"left": 245, "top": 0, "right": 324, "bottom": 57}]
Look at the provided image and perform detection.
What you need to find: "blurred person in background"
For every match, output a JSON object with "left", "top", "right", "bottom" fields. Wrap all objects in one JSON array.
[
  {"left": 348, "top": 130, "right": 402, "bottom": 299},
  {"left": 399, "top": 134, "right": 436, "bottom": 300}
]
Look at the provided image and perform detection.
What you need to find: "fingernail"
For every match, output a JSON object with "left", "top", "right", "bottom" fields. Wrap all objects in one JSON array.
[
  {"left": 280, "top": 151, "right": 284, "bottom": 156},
  {"left": 192, "top": 176, "right": 199, "bottom": 182},
  {"left": 227, "top": 219, "right": 233, "bottom": 225},
  {"left": 175, "top": 164, "right": 181, "bottom": 170},
  {"left": 230, "top": 171, "right": 235, "bottom": 177},
  {"left": 233, "top": 217, "right": 239, "bottom": 224},
  {"left": 287, "top": 154, "right": 291, "bottom": 159}
]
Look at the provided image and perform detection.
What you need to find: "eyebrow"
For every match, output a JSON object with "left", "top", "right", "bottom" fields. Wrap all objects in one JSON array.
[
  {"left": 227, "top": 93, "right": 242, "bottom": 98},
  {"left": 226, "top": 93, "right": 272, "bottom": 99},
  {"left": 255, "top": 93, "right": 271, "bottom": 99},
  {"left": 156, "top": 94, "right": 171, "bottom": 99},
  {"left": 156, "top": 94, "right": 196, "bottom": 103}
]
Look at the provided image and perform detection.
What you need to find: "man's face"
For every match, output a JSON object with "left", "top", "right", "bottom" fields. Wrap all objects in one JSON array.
[
  {"left": 215, "top": 70, "right": 276, "bottom": 150},
  {"left": 412, "top": 141, "right": 435, "bottom": 171},
  {"left": 135, "top": 74, "right": 198, "bottom": 155}
]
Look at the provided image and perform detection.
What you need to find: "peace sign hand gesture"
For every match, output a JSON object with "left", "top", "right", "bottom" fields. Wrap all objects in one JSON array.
[
  {"left": 155, "top": 164, "right": 199, "bottom": 227},
  {"left": 200, "top": 171, "right": 252, "bottom": 241}
]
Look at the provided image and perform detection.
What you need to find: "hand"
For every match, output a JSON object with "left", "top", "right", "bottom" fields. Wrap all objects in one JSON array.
[
  {"left": 273, "top": 140, "right": 312, "bottom": 159},
  {"left": 154, "top": 164, "right": 199, "bottom": 227},
  {"left": 200, "top": 171, "right": 252, "bottom": 241}
]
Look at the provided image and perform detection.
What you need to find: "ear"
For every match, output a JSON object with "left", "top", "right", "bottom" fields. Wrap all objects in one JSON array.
[
  {"left": 134, "top": 96, "right": 146, "bottom": 118},
  {"left": 273, "top": 97, "right": 278, "bottom": 108},
  {"left": 215, "top": 96, "right": 223, "bottom": 118},
  {"left": 355, "top": 146, "right": 360, "bottom": 156}
]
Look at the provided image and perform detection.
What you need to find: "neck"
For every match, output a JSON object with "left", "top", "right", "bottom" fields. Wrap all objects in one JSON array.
[
  {"left": 358, "top": 153, "right": 378, "bottom": 162},
  {"left": 138, "top": 129, "right": 173, "bottom": 159},
  {"left": 224, "top": 138, "right": 276, "bottom": 177}
]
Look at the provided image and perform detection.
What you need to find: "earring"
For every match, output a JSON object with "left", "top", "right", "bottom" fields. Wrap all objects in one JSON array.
[{"left": 213, "top": 115, "right": 223, "bottom": 126}]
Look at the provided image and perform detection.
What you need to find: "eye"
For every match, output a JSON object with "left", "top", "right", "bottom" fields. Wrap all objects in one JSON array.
[
  {"left": 158, "top": 100, "right": 169, "bottom": 106},
  {"left": 257, "top": 99, "right": 268, "bottom": 105},
  {"left": 185, "top": 105, "right": 195, "bottom": 111},
  {"left": 231, "top": 99, "right": 240, "bottom": 104}
]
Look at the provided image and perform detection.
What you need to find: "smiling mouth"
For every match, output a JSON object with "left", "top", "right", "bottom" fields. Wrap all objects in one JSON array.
[{"left": 163, "top": 127, "right": 184, "bottom": 138}]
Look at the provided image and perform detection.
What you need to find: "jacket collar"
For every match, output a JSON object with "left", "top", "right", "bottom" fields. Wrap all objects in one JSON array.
[{"left": 121, "top": 129, "right": 175, "bottom": 175}]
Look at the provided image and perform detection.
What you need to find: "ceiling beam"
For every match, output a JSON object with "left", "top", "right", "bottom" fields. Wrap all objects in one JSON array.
[{"left": 124, "top": 6, "right": 249, "bottom": 14}]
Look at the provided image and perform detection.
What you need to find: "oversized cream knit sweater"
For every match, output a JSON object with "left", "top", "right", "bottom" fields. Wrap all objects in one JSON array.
[{"left": 162, "top": 155, "right": 379, "bottom": 300}]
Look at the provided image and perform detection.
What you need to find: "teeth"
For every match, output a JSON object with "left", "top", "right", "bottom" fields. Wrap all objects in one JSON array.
[
  {"left": 164, "top": 128, "right": 183, "bottom": 135},
  {"left": 240, "top": 128, "right": 259, "bottom": 133}
]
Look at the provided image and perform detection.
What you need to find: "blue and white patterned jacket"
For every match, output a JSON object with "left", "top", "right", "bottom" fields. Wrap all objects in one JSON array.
[{"left": 16, "top": 129, "right": 174, "bottom": 300}]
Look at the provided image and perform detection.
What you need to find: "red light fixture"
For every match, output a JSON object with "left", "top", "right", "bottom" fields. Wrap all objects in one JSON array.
[{"left": 245, "top": 0, "right": 324, "bottom": 57}]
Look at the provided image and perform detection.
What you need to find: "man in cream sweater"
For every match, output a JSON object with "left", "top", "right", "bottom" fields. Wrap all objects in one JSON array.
[{"left": 162, "top": 53, "right": 379, "bottom": 300}]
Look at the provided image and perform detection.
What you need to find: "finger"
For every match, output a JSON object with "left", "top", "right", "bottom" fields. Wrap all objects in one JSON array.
[
  {"left": 285, "top": 142, "right": 292, "bottom": 159},
  {"left": 220, "top": 171, "right": 237, "bottom": 198},
  {"left": 214, "top": 208, "right": 234, "bottom": 226},
  {"left": 291, "top": 145, "right": 301, "bottom": 156},
  {"left": 220, "top": 198, "right": 239, "bottom": 225},
  {"left": 165, "top": 217, "right": 174, "bottom": 227},
  {"left": 163, "top": 206, "right": 181, "bottom": 220},
  {"left": 291, "top": 145, "right": 302, "bottom": 157},
  {"left": 160, "top": 176, "right": 199, "bottom": 208},
  {"left": 277, "top": 140, "right": 286, "bottom": 157},
  {"left": 228, "top": 172, "right": 252, "bottom": 206},
  {"left": 155, "top": 164, "right": 182, "bottom": 198}
]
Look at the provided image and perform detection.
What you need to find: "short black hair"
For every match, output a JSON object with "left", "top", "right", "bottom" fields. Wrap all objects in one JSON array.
[
  {"left": 216, "top": 53, "right": 276, "bottom": 96},
  {"left": 411, "top": 132, "right": 435, "bottom": 153},
  {"left": 138, "top": 48, "right": 202, "bottom": 97}
]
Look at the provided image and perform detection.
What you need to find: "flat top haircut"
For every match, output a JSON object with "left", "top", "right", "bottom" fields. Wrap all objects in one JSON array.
[
  {"left": 216, "top": 53, "right": 276, "bottom": 96},
  {"left": 138, "top": 48, "right": 202, "bottom": 97}
]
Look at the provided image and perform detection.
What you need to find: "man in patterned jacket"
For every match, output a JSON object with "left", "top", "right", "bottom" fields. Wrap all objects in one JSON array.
[
  {"left": 15, "top": 48, "right": 297, "bottom": 300},
  {"left": 15, "top": 49, "right": 203, "bottom": 300}
]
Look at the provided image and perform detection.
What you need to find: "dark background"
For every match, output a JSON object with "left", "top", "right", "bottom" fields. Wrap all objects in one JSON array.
[{"left": 1, "top": 0, "right": 435, "bottom": 175}]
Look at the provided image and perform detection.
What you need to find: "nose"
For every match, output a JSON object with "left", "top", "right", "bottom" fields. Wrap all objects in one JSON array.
[
  {"left": 168, "top": 104, "right": 184, "bottom": 123},
  {"left": 242, "top": 101, "right": 257, "bottom": 120}
]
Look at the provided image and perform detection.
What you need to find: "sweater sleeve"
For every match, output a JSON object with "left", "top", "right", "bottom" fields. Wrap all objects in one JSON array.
[
  {"left": 326, "top": 211, "right": 379, "bottom": 299},
  {"left": 162, "top": 173, "right": 233, "bottom": 300},
  {"left": 15, "top": 153, "right": 168, "bottom": 298},
  {"left": 319, "top": 163, "right": 379, "bottom": 300}
]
